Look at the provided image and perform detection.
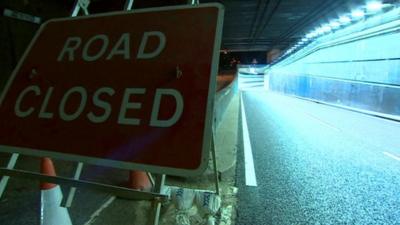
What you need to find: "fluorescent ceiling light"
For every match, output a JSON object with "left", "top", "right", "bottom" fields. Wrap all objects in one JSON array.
[
  {"left": 351, "top": 9, "right": 365, "bottom": 18},
  {"left": 316, "top": 27, "right": 324, "bottom": 34},
  {"left": 307, "top": 31, "right": 318, "bottom": 38},
  {"left": 339, "top": 15, "right": 351, "bottom": 24},
  {"left": 366, "top": 1, "right": 383, "bottom": 11},
  {"left": 311, "top": 31, "right": 319, "bottom": 37},
  {"left": 322, "top": 25, "right": 332, "bottom": 32},
  {"left": 329, "top": 21, "right": 341, "bottom": 28}
]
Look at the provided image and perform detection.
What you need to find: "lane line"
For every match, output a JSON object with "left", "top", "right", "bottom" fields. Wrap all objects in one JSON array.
[
  {"left": 383, "top": 151, "right": 400, "bottom": 162},
  {"left": 241, "top": 92, "right": 258, "bottom": 187},
  {"left": 270, "top": 93, "right": 340, "bottom": 132},
  {"left": 83, "top": 196, "right": 116, "bottom": 225},
  {"left": 303, "top": 111, "right": 341, "bottom": 132}
]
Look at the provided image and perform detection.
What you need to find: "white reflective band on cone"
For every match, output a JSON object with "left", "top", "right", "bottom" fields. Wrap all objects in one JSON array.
[{"left": 41, "top": 186, "right": 72, "bottom": 225}]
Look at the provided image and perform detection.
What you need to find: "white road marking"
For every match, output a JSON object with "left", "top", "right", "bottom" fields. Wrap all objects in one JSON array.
[
  {"left": 303, "top": 111, "right": 341, "bottom": 132},
  {"left": 83, "top": 196, "right": 116, "bottom": 225},
  {"left": 241, "top": 92, "right": 258, "bottom": 187},
  {"left": 383, "top": 151, "right": 400, "bottom": 162}
]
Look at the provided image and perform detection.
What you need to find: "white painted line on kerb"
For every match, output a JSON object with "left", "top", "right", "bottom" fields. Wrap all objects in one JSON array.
[
  {"left": 383, "top": 151, "right": 400, "bottom": 162},
  {"left": 83, "top": 196, "right": 116, "bottom": 225},
  {"left": 241, "top": 93, "right": 258, "bottom": 187}
]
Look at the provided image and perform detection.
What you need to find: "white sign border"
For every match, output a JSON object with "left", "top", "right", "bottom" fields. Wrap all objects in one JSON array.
[{"left": 0, "top": 3, "right": 224, "bottom": 177}]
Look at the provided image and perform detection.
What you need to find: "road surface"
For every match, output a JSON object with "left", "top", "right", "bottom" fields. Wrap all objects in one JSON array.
[{"left": 236, "top": 73, "right": 400, "bottom": 225}]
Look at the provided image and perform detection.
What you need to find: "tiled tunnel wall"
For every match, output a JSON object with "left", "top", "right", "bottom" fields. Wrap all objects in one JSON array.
[{"left": 266, "top": 11, "right": 400, "bottom": 117}]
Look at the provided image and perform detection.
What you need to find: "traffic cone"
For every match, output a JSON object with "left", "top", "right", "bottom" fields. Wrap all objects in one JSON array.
[
  {"left": 40, "top": 157, "right": 72, "bottom": 225},
  {"left": 128, "top": 170, "right": 152, "bottom": 191}
]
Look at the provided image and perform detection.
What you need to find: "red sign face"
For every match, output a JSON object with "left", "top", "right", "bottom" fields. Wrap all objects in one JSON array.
[{"left": 0, "top": 4, "right": 224, "bottom": 176}]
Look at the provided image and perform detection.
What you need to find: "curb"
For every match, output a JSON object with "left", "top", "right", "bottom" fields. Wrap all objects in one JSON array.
[{"left": 200, "top": 89, "right": 239, "bottom": 182}]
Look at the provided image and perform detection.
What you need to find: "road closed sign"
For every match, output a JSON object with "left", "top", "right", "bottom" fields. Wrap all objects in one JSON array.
[{"left": 0, "top": 4, "right": 224, "bottom": 176}]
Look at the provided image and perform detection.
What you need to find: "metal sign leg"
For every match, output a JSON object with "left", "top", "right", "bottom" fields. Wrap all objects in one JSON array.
[
  {"left": 148, "top": 174, "right": 165, "bottom": 225},
  {"left": 211, "top": 134, "right": 220, "bottom": 195},
  {"left": 188, "top": 0, "right": 199, "bottom": 5},
  {"left": 61, "top": 162, "right": 84, "bottom": 207},
  {"left": 71, "top": 0, "right": 81, "bottom": 17},
  {"left": 124, "top": 0, "right": 135, "bottom": 10},
  {"left": 0, "top": 153, "right": 19, "bottom": 198}
]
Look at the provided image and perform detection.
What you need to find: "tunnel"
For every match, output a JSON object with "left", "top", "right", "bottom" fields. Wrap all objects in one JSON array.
[{"left": 0, "top": 0, "right": 399, "bottom": 225}]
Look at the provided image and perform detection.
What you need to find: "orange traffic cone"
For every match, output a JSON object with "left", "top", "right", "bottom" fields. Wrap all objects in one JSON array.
[
  {"left": 129, "top": 171, "right": 152, "bottom": 191},
  {"left": 40, "top": 157, "right": 72, "bottom": 225}
]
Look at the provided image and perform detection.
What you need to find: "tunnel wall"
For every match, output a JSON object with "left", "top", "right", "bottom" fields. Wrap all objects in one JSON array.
[
  {"left": 267, "top": 75, "right": 400, "bottom": 117},
  {"left": 266, "top": 9, "right": 400, "bottom": 118}
]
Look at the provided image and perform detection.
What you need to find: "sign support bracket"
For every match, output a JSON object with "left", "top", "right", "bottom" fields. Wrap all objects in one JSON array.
[{"left": 0, "top": 166, "right": 169, "bottom": 201}]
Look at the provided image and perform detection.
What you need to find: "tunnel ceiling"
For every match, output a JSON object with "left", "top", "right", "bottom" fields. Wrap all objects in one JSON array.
[
  {"left": 1, "top": 0, "right": 382, "bottom": 53},
  {"left": 204, "top": 0, "right": 368, "bottom": 52}
]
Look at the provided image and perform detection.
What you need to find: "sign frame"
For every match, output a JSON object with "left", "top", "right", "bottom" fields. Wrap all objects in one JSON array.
[{"left": 0, "top": 3, "right": 224, "bottom": 177}]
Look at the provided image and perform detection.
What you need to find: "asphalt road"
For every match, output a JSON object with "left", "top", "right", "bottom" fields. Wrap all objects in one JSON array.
[{"left": 236, "top": 74, "right": 400, "bottom": 225}]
